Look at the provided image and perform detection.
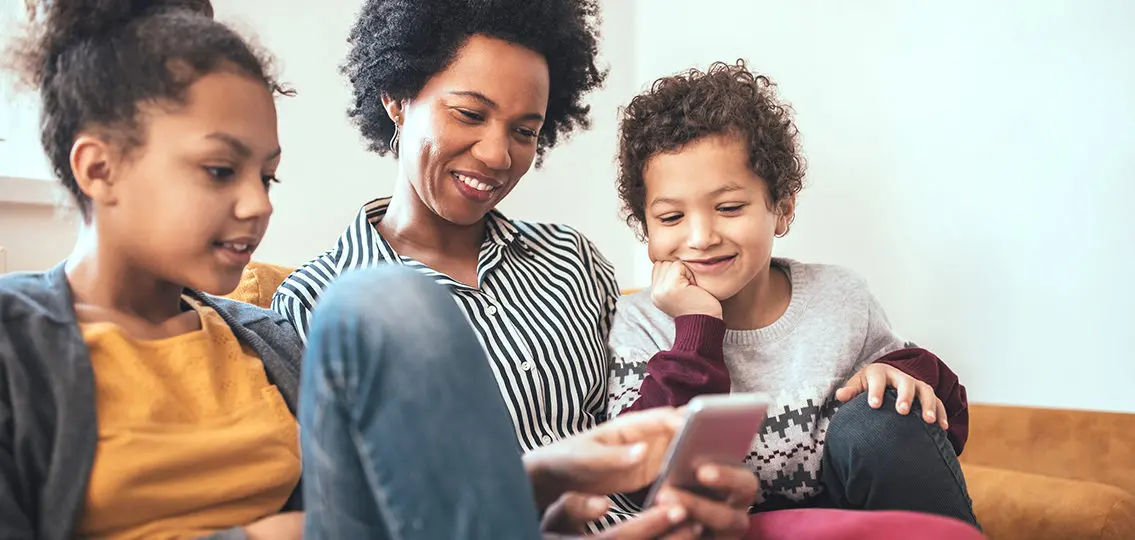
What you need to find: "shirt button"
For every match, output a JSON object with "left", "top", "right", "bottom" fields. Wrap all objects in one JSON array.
[
  {"left": 541, "top": 435, "right": 553, "bottom": 445},
  {"left": 521, "top": 362, "right": 533, "bottom": 371},
  {"left": 486, "top": 305, "right": 498, "bottom": 316}
]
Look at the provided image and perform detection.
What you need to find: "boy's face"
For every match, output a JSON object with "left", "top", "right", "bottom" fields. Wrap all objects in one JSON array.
[{"left": 643, "top": 133, "right": 793, "bottom": 301}]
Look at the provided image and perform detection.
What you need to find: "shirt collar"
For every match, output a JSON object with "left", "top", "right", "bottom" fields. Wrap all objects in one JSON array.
[{"left": 336, "top": 197, "right": 525, "bottom": 268}]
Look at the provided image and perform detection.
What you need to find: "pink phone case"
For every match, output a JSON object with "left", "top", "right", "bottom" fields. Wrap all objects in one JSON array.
[{"left": 643, "top": 393, "right": 769, "bottom": 507}]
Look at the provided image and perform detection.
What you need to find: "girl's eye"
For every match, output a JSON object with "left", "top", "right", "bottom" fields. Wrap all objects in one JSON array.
[
  {"left": 718, "top": 204, "right": 745, "bottom": 213},
  {"left": 659, "top": 213, "right": 682, "bottom": 224},
  {"left": 516, "top": 127, "right": 538, "bottom": 139},
  {"left": 205, "top": 166, "right": 236, "bottom": 179},
  {"left": 262, "top": 175, "right": 281, "bottom": 188}
]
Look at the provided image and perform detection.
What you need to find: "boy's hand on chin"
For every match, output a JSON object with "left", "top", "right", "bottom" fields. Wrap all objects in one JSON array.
[{"left": 651, "top": 261, "right": 722, "bottom": 320}]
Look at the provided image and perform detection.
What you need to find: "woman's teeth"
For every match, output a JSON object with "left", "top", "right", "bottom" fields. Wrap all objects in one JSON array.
[{"left": 455, "top": 173, "right": 495, "bottom": 192}]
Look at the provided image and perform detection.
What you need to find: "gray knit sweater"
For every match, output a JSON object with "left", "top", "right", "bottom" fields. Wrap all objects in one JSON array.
[{"left": 608, "top": 258, "right": 906, "bottom": 504}]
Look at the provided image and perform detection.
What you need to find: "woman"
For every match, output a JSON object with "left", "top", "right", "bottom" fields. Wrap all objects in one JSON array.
[{"left": 271, "top": 0, "right": 757, "bottom": 532}]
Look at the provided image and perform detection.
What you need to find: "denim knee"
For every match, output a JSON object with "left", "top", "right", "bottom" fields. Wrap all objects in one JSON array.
[
  {"left": 826, "top": 389, "right": 931, "bottom": 460},
  {"left": 307, "top": 266, "right": 466, "bottom": 374},
  {"left": 314, "top": 266, "right": 449, "bottom": 326}
]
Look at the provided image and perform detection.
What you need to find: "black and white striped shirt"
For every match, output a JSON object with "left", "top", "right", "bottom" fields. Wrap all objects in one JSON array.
[{"left": 273, "top": 197, "right": 620, "bottom": 449}]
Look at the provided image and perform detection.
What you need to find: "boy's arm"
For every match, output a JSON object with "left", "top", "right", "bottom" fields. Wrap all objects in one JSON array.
[
  {"left": 619, "top": 315, "right": 730, "bottom": 414},
  {"left": 857, "top": 291, "right": 970, "bottom": 454}
]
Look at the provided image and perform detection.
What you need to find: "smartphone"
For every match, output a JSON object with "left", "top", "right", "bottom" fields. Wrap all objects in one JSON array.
[{"left": 643, "top": 393, "right": 769, "bottom": 507}]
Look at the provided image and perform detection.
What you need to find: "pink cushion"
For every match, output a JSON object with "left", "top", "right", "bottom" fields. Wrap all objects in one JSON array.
[{"left": 749, "top": 509, "right": 986, "bottom": 540}]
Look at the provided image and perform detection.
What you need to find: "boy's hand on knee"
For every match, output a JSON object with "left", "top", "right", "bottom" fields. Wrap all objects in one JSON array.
[
  {"left": 651, "top": 261, "right": 723, "bottom": 319},
  {"left": 836, "top": 364, "right": 949, "bottom": 430}
]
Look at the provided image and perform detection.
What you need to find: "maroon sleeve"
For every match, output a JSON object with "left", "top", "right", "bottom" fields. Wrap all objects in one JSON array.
[
  {"left": 623, "top": 315, "right": 729, "bottom": 413},
  {"left": 873, "top": 347, "right": 970, "bottom": 455}
]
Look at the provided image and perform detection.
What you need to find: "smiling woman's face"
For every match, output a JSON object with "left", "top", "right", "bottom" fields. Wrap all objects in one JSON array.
[{"left": 391, "top": 34, "right": 550, "bottom": 226}]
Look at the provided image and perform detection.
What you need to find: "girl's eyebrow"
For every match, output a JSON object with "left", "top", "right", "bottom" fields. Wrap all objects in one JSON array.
[{"left": 205, "top": 132, "right": 282, "bottom": 159}]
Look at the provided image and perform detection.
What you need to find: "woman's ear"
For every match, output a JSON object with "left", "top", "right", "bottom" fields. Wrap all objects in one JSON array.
[
  {"left": 775, "top": 195, "right": 797, "bottom": 237},
  {"left": 380, "top": 93, "right": 403, "bottom": 125}
]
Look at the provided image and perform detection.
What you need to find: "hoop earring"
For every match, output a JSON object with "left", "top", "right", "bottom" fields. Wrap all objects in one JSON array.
[{"left": 390, "top": 125, "right": 400, "bottom": 153}]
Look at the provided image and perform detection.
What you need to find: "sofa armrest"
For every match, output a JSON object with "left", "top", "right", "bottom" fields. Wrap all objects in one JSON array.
[
  {"left": 224, "top": 261, "right": 296, "bottom": 309},
  {"left": 964, "top": 463, "right": 1135, "bottom": 540}
]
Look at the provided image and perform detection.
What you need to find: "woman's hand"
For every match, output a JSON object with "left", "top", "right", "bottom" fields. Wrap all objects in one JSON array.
[
  {"left": 541, "top": 492, "right": 699, "bottom": 539},
  {"left": 652, "top": 462, "right": 757, "bottom": 539},
  {"left": 836, "top": 363, "right": 948, "bottom": 429},
  {"left": 525, "top": 407, "right": 685, "bottom": 509}
]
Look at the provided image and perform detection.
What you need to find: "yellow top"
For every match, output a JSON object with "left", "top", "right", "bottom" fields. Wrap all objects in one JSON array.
[{"left": 75, "top": 300, "right": 301, "bottom": 540}]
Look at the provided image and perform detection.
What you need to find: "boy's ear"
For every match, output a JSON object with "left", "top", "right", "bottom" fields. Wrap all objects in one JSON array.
[
  {"left": 70, "top": 134, "right": 120, "bottom": 208},
  {"left": 775, "top": 195, "right": 797, "bottom": 237}
]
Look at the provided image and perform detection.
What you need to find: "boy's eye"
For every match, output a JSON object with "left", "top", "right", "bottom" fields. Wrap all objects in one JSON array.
[
  {"left": 718, "top": 204, "right": 745, "bottom": 213},
  {"left": 658, "top": 213, "right": 683, "bottom": 224},
  {"left": 205, "top": 166, "right": 236, "bottom": 179}
]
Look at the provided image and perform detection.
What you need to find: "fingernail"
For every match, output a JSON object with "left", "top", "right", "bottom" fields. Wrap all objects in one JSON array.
[
  {"left": 944, "top": 420, "right": 950, "bottom": 429},
  {"left": 668, "top": 506, "right": 687, "bottom": 523},
  {"left": 587, "top": 497, "right": 608, "bottom": 512},
  {"left": 700, "top": 465, "right": 720, "bottom": 482},
  {"left": 897, "top": 402, "right": 909, "bottom": 413},
  {"left": 927, "top": 410, "right": 936, "bottom": 420},
  {"left": 692, "top": 524, "right": 704, "bottom": 536},
  {"left": 869, "top": 396, "right": 881, "bottom": 407},
  {"left": 657, "top": 491, "right": 676, "bottom": 504}
]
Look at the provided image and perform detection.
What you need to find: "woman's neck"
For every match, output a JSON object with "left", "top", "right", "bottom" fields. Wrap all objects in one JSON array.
[
  {"left": 720, "top": 262, "right": 792, "bottom": 331},
  {"left": 378, "top": 177, "right": 485, "bottom": 259},
  {"left": 64, "top": 222, "right": 186, "bottom": 324}
]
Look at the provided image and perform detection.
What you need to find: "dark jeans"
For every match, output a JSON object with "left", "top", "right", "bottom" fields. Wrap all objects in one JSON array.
[
  {"left": 298, "top": 267, "right": 543, "bottom": 539},
  {"left": 755, "top": 389, "right": 980, "bottom": 529}
]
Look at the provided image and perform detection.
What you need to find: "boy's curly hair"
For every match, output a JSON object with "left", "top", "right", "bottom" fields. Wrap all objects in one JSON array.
[
  {"left": 617, "top": 60, "right": 806, "bottom": 238},
  {"left": 342, "top": 0, "right": 605, "bottom": 165}
]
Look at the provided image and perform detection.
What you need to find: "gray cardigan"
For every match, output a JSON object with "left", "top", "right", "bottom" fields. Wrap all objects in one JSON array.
[{"left": 0, "top": 263, "right": 305, "bottom": 540}]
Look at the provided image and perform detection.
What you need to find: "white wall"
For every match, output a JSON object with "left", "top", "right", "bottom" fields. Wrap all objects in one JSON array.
[
  {"left": 1, "top": 0, "right": 643, "bottom": 285},
  {"left": 632, "top": 0, "right": 1135, "bottom": 413}
]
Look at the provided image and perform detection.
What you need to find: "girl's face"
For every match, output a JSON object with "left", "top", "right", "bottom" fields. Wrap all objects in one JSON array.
[
  {"left": 389, "top": 34, "right": 550, "bottom": 226},
  {"left": 75, "top": 71, "right": 281, "bottom": 295}
]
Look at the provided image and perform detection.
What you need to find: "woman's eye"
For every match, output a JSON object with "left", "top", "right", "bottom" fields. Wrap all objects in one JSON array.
[
  {"left": 262, "top": 175, "right": 281, "bottom": 188},
  {"left": 458, "top": 109, "right": 484, "bottom": 122},
  {"left": 205, "top": 166, "right": 236, "bottom": 179},
  {"left": 516, "top": 127, "right": 538, "bottom": 139}
]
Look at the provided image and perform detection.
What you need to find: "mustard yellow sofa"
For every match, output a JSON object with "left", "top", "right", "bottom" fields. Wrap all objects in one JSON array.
[{"left": 227, "top": 261, "right": 1135, "bottom": 540}]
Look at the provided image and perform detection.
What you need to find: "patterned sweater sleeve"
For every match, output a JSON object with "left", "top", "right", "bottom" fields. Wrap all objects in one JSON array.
[{"left": 607, "top": 294, "right": 730, "bottom": 418}]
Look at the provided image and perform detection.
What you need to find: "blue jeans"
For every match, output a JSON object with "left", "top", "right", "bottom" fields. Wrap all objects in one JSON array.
[
  {"left": 821, "top": 389, "right": 980, "bottom": 528},
  {"left": 299, "top": 267, "right": 543, "bottom": 539}
]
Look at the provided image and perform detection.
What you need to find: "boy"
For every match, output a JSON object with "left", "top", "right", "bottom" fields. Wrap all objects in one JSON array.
[{"left": 607, "top": 60, "right": 979, "bottom": 528}]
